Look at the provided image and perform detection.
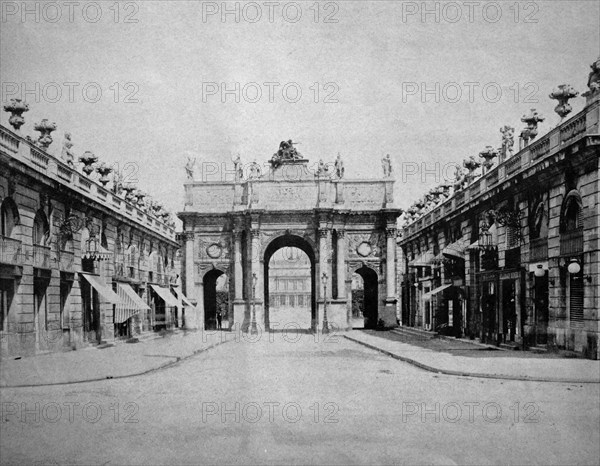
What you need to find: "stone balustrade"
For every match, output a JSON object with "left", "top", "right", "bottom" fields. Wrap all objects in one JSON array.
[
  {"left": 0, "top": 125, "right": 176, "bottom": 241},
  {"left": 402, "top": 98, "right": 598, "bottom": 240}
]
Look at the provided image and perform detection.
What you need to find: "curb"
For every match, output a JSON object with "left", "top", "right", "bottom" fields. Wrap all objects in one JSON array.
[
  {"left": 344, "top": 335, "right": 600, "bottom": 384},
  {"left": 0, "top": 338, "right": 230, "bottom": 389},
  {"left": 391, "top": 327, "right": 507, "bottom": 351}
]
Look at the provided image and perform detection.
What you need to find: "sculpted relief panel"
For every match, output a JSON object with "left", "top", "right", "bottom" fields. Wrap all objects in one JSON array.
[
  {"left": 347, "top": 231, "right": 384, "bottom": 259},
  {"left": 343, "top": 183, "right": 385, "bottom": 208},
  {"left": 257, "top": 184, "right": 318, "bottom": 210},
  {"left": 197, "top": 234, "right": 231, "bottom": 262},
  {"left": 192, "top": 186, "right": 235, "bottom": 212}
]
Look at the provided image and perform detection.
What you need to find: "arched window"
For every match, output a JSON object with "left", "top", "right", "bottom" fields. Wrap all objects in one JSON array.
[
  {"left": 1, "top": 198, "right": 19, "bottom": 238},
  {"left": 561, "top": 192, "right": 583, "bottom": 233},
  {"left": 33, "top": 210, "right": 49, "bottom": 245}
]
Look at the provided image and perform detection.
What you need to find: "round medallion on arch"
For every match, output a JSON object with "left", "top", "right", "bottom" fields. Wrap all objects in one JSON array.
[
  {"left": 206, "top": 243, "right": 222, "bottom": 259},
  {"left": 356, "top": 241, "right": 372, "bottom": 257}
]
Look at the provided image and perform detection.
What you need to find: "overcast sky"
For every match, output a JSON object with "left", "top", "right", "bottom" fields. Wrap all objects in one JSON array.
[{"left": 2, "top": 1, "right": 598, "bottom": 225}]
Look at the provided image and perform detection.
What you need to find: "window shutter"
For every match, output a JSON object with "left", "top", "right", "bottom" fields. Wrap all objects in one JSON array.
[{"left": 569, "top": 274, "right": 584, "bottom": 327}]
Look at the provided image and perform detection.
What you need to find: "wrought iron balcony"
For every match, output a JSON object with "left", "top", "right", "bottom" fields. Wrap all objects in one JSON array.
[
  {"left": 0, "top": 236, "right": 23, "bottom": 266},
  {"left": 529, "top": 237, "right": 548, "bottom": 262},
  {"left": 58, "top": 250, "right": 75, "bottom": 271},
  {"left": 33, "top": 244, "right": 52, "bottom": 269}
]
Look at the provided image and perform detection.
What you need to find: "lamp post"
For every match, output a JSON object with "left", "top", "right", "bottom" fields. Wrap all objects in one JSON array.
[
  {"left": 321, "top": 272, "right": 330, "bottom": 334},
  {"left": 251, "top": 272, "right": 258, "bottom": 335}
]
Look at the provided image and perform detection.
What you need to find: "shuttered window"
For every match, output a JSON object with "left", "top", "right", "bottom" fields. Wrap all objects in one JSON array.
[
  {"left": 569, "top": 273, "right": 584, "bottom": 327},
  {"left": 507, "top": 226, "right": 519, "bottom": 249}
]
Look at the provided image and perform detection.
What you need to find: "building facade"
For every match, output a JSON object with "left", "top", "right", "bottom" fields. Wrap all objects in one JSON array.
[
  {"left": 398, "top": 60, "right": 600, "bottom": 359},
  {"left": 0, "top": 104, "right": 186, "bottom": 358}
]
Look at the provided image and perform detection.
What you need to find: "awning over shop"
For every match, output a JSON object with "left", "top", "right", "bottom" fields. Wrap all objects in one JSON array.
[
  {"left": 408, "top": 250, "right": 435, "bottom": 267},
  {"left": 150, "top": 284, "right": 179, "bottom": 307},
  {"left": 468, "top": 224, "right": 498, "bottom": 251},
  {"left": 422, "top": 284, "right": 452, "bottom": 300},
  {"left": 175, "top": 289, "right": 195, "bottom": 307},
  {"left": 79, "top": 273, "right": 120, "bottom": 304},
  {"left": 115, "top": 283, "right": 150, "bottom": 324},
  {"left": 442, "top": 238, "right": 471, "bottom": 259}
]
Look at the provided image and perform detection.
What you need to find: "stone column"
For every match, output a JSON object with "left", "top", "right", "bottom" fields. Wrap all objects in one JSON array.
[
  {"left": 336, "top": 231, "right": 346, "bottom": 299},
  {"left": 185, "top": 232, "right": 195, "bottom": 298},
  {"left": 233, "top": 230, "right": 243, "bottom": 300},
  {"left": 383, "top": 227, "right": 398, "bottom": 327},
  {"left": 184, "top": 232, "right": 200, "bottom": 330},
  {"left": 250, "top": 228, "right": 264, "bottom": 331},
  {"left": 386, "top": 228, "right": 397, "bottom": 299}
]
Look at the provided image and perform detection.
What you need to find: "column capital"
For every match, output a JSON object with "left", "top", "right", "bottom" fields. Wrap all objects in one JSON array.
[
  {"left": 183, "top": 231, "right": 195, "bottom": 241},
  {"left": 336, "top": 230, "right": 346, "bottom": 238},
  {"left": 250, "top": 228, "right": 261, "bottom": 239},
  {"left": 385, "top": 227, "right": 397, "bottom": 238},
  {"left": 232, "top": 229, "right": 243, "bottom": 240},
  {"left": 318, "top": 228, "right": 330, "bottom": 239}
]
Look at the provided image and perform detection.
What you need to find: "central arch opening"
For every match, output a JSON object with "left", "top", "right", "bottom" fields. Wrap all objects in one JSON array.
[{"left": 264, "top": 235, "right": 316, "bottom": 332}]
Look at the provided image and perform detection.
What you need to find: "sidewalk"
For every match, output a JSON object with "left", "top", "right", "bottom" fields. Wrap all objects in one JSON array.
[
  {"left": 0, "top": 330, "right": 231, "bottom": 388},
  {"left": 345, "top": 330, "right": 600, "bottom": 383}
]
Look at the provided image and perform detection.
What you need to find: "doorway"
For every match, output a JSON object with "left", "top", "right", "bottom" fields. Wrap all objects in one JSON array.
[
  {"left": 354, "top": 266, "right": 378, "bottom": 329},
  {"left": 203, "top": 269, "right": 228, "bottom": 330}
]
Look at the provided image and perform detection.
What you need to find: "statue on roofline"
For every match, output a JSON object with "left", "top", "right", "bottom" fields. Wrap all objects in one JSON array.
[
  {"left": 334, "top": 153, "right": 344, "bottom": 179},
  {"left": 382, "top": 154, "right": 393, "bottom": 178},
  {"left": 185, "top": 156, "right": 196, "bottom": 180},
  {"left": 270, "top": 140, "right": 302, "bottom": 168}
]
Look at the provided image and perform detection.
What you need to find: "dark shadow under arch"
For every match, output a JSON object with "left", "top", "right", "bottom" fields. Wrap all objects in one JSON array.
[
  {"left": 263, "top": 234, "right": 316, "bottom": 331},
  {"left": 203, "top": 269, "right": 226, "bottom": 330},
  {"left": 355, "top": 265, "right": 378, "bottom": 329}
]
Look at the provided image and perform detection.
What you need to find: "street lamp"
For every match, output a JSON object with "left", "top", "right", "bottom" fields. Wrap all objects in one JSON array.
[
  {"left": 567, "top": 259, "right": 581, "bottom": 275},
  {"left": 321, "top": 272, "right": 330, "bottom": 334},
  {"left": 251, "top": 272, "right": 258, "bottom": 335}
]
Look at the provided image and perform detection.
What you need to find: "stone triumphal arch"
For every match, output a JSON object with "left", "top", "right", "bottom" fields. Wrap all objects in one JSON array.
[{"left": 178, "top": 142, "right": 402, "bottom": 332}]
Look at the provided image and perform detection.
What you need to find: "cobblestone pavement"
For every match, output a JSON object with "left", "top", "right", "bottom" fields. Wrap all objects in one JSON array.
[{"left": 1, "top": 332, "right": 599, "bottom": 465}]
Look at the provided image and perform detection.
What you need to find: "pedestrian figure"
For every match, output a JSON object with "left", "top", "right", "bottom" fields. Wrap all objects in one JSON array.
[{"left": 216, "top": 310, "right": 222, "bottom": 330}]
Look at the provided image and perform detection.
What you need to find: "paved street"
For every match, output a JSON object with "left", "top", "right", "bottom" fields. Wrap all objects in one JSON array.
[{"left": 1, "top": 332, "right": 599, "bottom": 465}]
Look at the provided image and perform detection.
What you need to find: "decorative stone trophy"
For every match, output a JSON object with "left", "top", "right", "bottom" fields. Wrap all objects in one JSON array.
[
  {"left": 520, "top": 109, "right": 545, "bottom": 146},
  {"left": 134, "top": 190, "right": 147, "bottom": 208},
  {"left": 463, "top": 156, "right": 481, "bottom": 184},
  {"left": 549, "top": 84, "right": 579, "bottom": 120},
  {"left": 122, "top": 183, "right": 137, "bottom": 202},
  {"left": 34, "top": 119, "right": 57, "bottom": 149},
  {"left": 3, "top": 99, "right": 29, "bottom": 131},
  {"left": 96, "top": 163, "right": 113, "bottom": 187},
  {"left": 479, "top": 146, "right": 498, "bottom": 174},
  {"left": 79, "top": 151, "right": 98, "bottom": 176}
]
